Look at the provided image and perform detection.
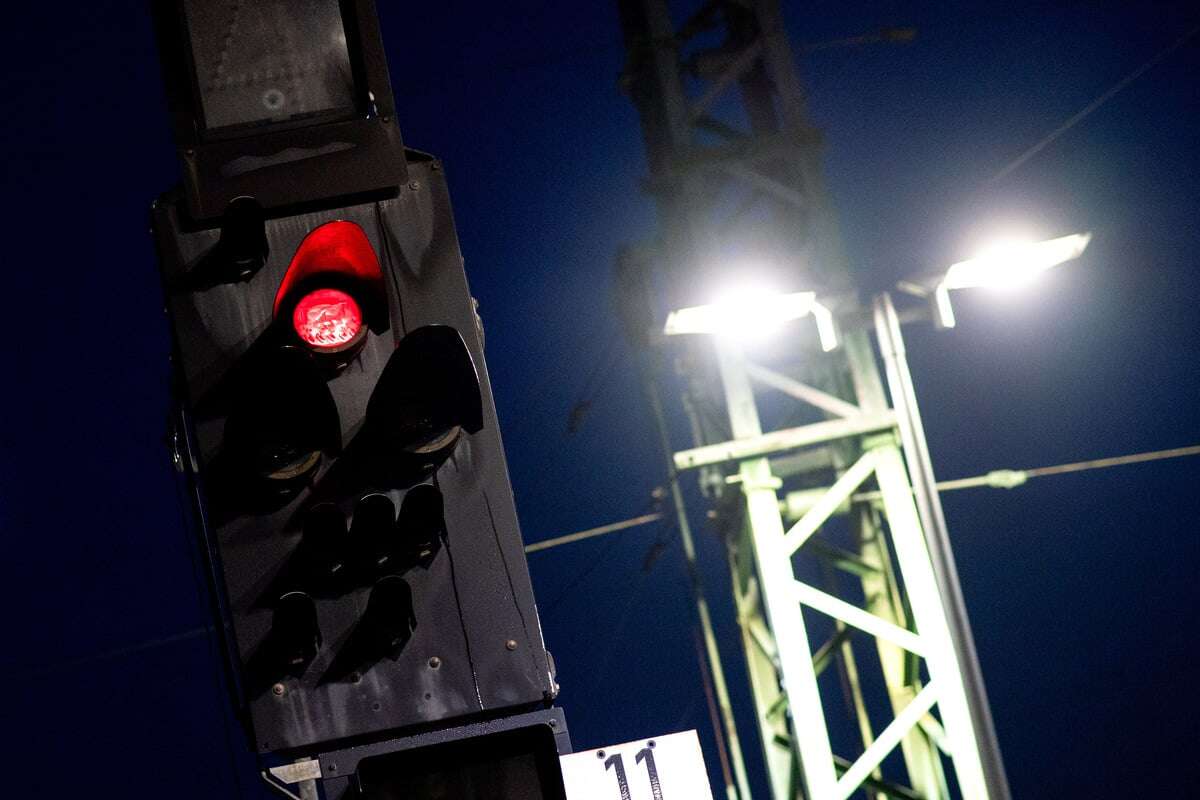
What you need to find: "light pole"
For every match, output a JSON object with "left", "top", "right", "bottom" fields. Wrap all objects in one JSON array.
[
  {"left": 877, "top": 231, "right": 1092, "bottom": 798},
  {"left": 660, "top": 232, "right": 1088, "bottom": 800}
]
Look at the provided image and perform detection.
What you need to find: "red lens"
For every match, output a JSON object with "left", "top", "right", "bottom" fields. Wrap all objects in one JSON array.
[{"left": 292, "top": 288, "right": 364, "bottom": 351}]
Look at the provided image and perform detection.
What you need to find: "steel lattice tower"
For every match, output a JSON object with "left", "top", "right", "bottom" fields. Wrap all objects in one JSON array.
[{"left": 615, "top": 2, "right": 1012, "bottom": 798}]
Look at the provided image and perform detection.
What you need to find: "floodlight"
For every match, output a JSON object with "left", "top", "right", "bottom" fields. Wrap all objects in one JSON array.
[
  {"left": 931, "top": 232, "right": 1092, "bottom": 328},
  {"left": 663, "top": 289, "right": 838, "bottom": 350},
  {"left": 942, "top": 233, "right": 1092, "bottom": 291}
]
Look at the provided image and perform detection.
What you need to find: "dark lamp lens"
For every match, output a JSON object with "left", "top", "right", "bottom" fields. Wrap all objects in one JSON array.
[{"left": 293, "top": 288, "right": 364, "bottom": 351}]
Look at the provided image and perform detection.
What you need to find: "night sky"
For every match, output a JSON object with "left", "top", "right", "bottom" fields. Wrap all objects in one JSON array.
[{"left": 2, "top": 2, "right": 1198, "bottom": 798}]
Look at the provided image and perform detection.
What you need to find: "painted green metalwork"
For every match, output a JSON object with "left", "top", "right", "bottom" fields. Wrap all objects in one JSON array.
[
  {"left": 710, "top": 330, "right": 999, "bottom": 799},
  {"left": 617, "top": 1, "right": 1010, "bottom": 797}
]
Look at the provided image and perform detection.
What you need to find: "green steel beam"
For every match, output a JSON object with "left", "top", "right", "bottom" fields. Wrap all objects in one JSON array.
[
  {"left": 844, "top": 333, "right": 950, "bottom": 800},
  {"left": 792, "top": 580, "right": 927, "bottom": 657},
  {"left": 835, "top": 682, "right": 941, "bottom": 800},
  {"left": 832, "top": 757, "right": 924, "bottom": 800},
  {"left": 744, "top": 361, "right": 863, "bottom": 419},
  {"left": 717, "top": 340, "right": 841, "bottom": 797},
  {"left": 673, "top": 412, "right": 897, "bottom": 471},
  {"left": 644, "top": 363, "right": 754, "bottom": 800},
  {"left": 618, "top": 2, "right": 1006, "bottom": 798},
  {"left": 783, "top": 449, "right": 879, "bottom": 555}
]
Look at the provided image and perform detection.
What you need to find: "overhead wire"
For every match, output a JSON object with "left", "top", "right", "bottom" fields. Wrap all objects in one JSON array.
[
  {"left": 0, "top": 626, "right": 210, "bottom": 679},
  {"left": 525, "top": 512, "right": 664, "bottom": 554},
  {"left": 569, "top": 495, "right": 679, "bottom": 705},
  {"left": 540, "top": 521, "right": 630, "bottom": 616},
  {"left": 42, "top": 17, "right": 1198, "bottom": 786},
  {"left": 986, "top": 21, "right": 1200, "bottom": 184},
  {"left": 850, "top": 444, "right": 1200, "bottom": 501},
  {"left": 1021, "top": 444, "right": 1200, "bottom": 479},
  {"left": 589, "top": 566, "right": 654, "bottom": 690},
  {"left": 692, "top": 627, "right": 735, "bottom": 793},
  {"left": 529, "top": 444, "right": 1200, "bottom": 552},
  {"left": 566, "top": 331, "right": 627, "bottom": 435},
  {"left": 540, "top": 487, "right": 666, "bottom": 616}
]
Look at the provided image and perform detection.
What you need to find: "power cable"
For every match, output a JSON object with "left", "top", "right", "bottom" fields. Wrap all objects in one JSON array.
[
  {"left": 853, "top": 444, "right": 1200, "bottom": 502},
  {"left": 541, "top": 488, "right": 664, "bottom": 615},
  {"left": 525, "top": 512, "right": 664, "bottom": 554},
  {"left": 566, "top": 332, "right": 627, "bottom": 435},
  {"left": 589, "top": 568, "right": 652, "bottom": 690},
  {"left": 1021, "top": 444, "right": 1200, "bottom": 479},
  {"left": 692, "top": 627, "right": 735, "bottom": 793},
  {"left": 987, "top": 22, "right": 1200, "bottom": 184},
  {"left": 579, "top": 508, "right": 677, "bottom": 696},
  {"left": 0, "top": 626, "right": 210, "bottom": 679},
  {"left": 502, "top": 320, "right": 620, "bottom": 447},
  {"left": 541, "top": 529, "right": 627, "bottom": 616},
  {"left": 529, "top": 444, "right": 1200, "bottom": 552}
]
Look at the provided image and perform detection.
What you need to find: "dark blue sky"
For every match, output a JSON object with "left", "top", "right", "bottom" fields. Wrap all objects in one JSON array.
[{"left": 1, "top": 2, "right": 1197, "bottom": 798}]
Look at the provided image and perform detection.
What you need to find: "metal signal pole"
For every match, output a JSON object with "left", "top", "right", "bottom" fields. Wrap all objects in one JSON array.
[{"left": 616, "top": 2, "right": 1011, "bottom": 798}]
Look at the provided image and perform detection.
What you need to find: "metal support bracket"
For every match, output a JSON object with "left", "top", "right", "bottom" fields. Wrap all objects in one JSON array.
[{"left": 673, "top": 412, "right": 896, "bottom": 471}]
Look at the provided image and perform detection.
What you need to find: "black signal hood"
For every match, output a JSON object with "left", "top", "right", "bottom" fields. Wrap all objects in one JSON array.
[
  {"left": 223, "top": 346, "right": 341, "bottom": 489},
  {"left": 183, "top": 197, "right": 269, "bottom": 290},
  {"left": 363, "top": 325, "right": 483, "bottom": 470}
]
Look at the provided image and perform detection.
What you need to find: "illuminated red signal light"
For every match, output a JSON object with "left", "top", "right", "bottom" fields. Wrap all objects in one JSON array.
[
  {"left": 274, "top": 221, "right": 386, "bottom": 359},
  {"left": 292, "top": 288, "right": 365, "bottom": 352}
]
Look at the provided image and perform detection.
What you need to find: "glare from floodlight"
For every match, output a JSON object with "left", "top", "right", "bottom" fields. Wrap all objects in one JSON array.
[
  {"left": 941, "top": 232, "right": 1092, "bottom": 291},
  {"left": 663, "top": 287, "right": 838, "bottom": 350}
]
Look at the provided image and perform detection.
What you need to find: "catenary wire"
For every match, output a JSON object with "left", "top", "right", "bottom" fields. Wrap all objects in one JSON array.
[
  {"left": 528, "top": 443, "right": 1200, "bottom": 553},
  {"left": 987, "top": 22, "right": 1200, "bottom": 184},
  {"left": 1021, "top": 444, "right": 1200, "bottom": 478},
  {"left": 17, "top": 451, "right": 1196, "bottom": 670},
  {"left": 540, "top": 487, "right": 664, "bottom": 615}
]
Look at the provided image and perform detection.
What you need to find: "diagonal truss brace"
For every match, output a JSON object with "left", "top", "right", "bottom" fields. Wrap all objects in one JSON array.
[
  {"left": 713, "top": 334, "right": 994, "bottom": 800},
  {"left": 744, "top": 361, "right": 862, "bottom": 419},
  {"left": 835, "top": 682, "right": 941, "bottom": 800},
  {"left": 688, "top": 40, "right": 766, "bottom": 122},
  {"left": 792, "top": 580, "right": 926, "bottom": 657},
  {"left": 783, "top": 448, "right": 879, "bottom": 554}
]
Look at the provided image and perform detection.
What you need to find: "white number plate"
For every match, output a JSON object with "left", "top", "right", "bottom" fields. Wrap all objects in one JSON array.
[{"left": 560, "top": 730, "right": 714, "bottom": 800}]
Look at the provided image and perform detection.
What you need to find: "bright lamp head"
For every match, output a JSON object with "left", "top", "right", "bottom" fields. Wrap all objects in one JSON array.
[
  {"left": 942, "top": 232, "right": 1092, "bottom": 291},
  {"left": 927, "top": 231, "right": 1092, "bottom": 329},
  {"left": 663, "top": 286, "right": 837, "bottom": 350}
]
